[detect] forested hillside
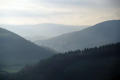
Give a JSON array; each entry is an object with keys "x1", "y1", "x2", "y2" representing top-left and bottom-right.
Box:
[{"x1": 8, "y1": 43, "x2": 120, "y2": 80}]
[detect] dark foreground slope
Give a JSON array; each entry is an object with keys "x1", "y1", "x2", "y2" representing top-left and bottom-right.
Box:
[
  {"x1": 12, "y1": 43, "x2": 120, "y2": 80},
  {"x1": 36, "y1": 20, "x2": 120, "y2": 52},
  {"x1": 0, "y1": 28, "x2": 55, "y2": 72}
]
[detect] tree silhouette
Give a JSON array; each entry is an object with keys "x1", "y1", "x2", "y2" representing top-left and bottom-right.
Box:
[{"x1": 1, "y1": 43, "x2": 120, "y2": 80}]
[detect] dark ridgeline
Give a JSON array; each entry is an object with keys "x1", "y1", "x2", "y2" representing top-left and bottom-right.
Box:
[
  {"x1": 8, "y1": 43, "x2": 119, "y2": 80},
  {"x1": 0, "y1": 28, "x2": 56, "y2": 72},
  {"x1": 36, "y1": 20, "x2": 120, "y2": 52}
]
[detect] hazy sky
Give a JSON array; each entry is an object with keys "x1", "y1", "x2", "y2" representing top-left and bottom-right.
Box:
[{"x1": 0, "y1": 0, "x2": 120, "y2": 25}]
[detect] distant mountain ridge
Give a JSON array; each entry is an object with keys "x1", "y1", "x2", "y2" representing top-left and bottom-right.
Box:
[
  {"x1": 0, "y1": 28, "x2": 55, "y2": 72},
  {"x1": 36, "y1": 20, "x2": 120, "y2": 52},
  {"x1": 1, "y1": 24, "x2": 88, "y2": 42}
]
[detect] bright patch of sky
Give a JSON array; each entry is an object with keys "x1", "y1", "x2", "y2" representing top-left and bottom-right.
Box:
[{"x1": 0, "y1": 0, "x2": 119, "y2": 25}]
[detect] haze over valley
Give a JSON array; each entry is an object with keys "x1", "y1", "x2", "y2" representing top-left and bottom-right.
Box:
[
  {"x1": 0, "y1": 0, "x2": 120, "y2": 80},
  {"x1": 36, "y1": 20, "x2": 120, "y2": 52},
  {"x1": 0, "y1": 24, "x2": 88, "y2": 42}
]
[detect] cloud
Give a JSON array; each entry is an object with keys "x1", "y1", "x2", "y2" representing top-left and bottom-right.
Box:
[
  {"x1": 0, "y1": 0, "x2": 119, "y2": 25},
  {"x1": 31, "y1": 0, "x2": 120, "y2": 9}
]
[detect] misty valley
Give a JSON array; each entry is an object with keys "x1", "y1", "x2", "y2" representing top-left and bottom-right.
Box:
[{"x1": 0, "y1": 20, "x2": 120, "y2": 80}]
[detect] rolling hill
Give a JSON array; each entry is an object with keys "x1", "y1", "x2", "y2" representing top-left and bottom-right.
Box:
[
  {"x1": 36, "y1": 20, "x2": 120, "y2": 52},
  {"x1": 0, "y1": 28, "x2": 55, "y2": 72}
]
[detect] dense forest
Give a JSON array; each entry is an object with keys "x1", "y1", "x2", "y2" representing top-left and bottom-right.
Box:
[{"x1": 0, "y1": 43, "x2": 120, "y2": 80}]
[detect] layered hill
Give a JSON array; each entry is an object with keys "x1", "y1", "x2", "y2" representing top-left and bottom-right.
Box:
[
  {"x1": 36, "y1": 20, "x2": 120, "y2": 52},
  {"x1": 1, "y1": 24, "x2": 88, "y2": 41}
]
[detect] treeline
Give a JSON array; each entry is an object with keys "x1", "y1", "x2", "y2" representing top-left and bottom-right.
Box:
[{"x1": 1, "y1": 43, "x2": 120, "y2": 80}]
